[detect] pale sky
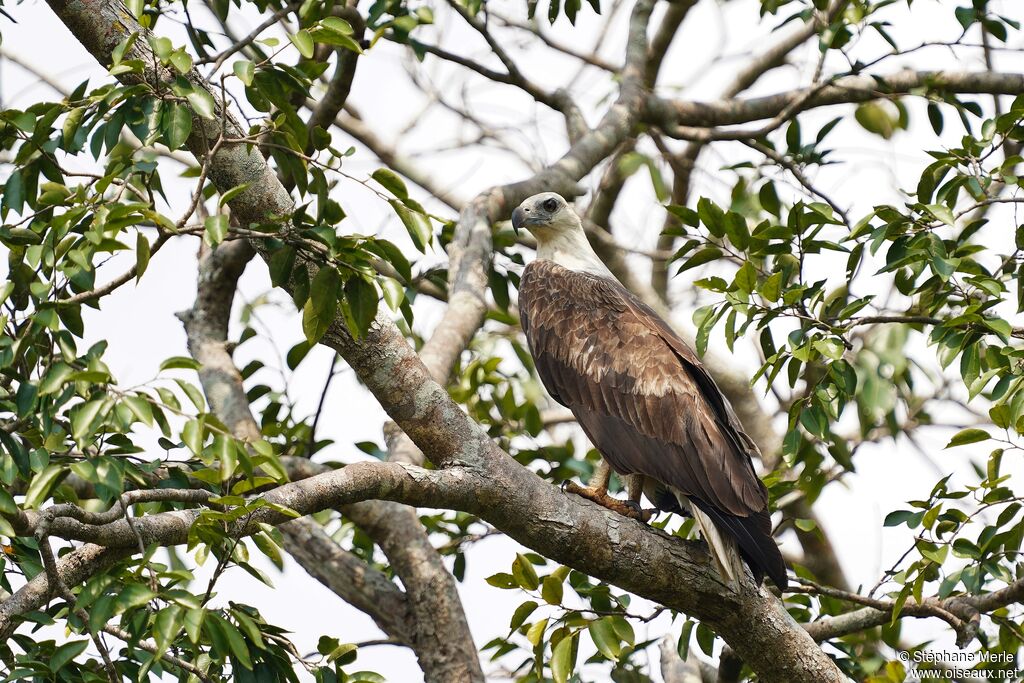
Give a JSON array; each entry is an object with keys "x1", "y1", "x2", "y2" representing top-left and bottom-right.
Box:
[{"x1": 2, "y1": 0, "x2": 1023, "y2": 679}]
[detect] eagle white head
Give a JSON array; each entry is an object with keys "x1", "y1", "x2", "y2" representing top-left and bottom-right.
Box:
[{"x1": 511, "y1": 192, "x2": 613, "y2": 277}]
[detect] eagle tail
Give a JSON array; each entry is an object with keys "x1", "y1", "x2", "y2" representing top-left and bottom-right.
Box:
[
  {"x1": 687, "y1": 500, "x2": 748, "y2": 589},
  {"x1": 694, "y1": 503, "x2": 789, "y2": 591}
]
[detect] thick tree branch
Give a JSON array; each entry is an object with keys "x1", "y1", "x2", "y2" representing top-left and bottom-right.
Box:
[
  {"x1": 305, "y1": 6, "x2": 365, "y2": 145},
  {"x1": 178, "y1": 235, "x2": 481, "y2": 680},
  {"x1": 649, "y1": 70, "x2": 1024, "y2": 138},
  {"x1": 278, "y1": 517, "x2": 412, "y2": 643},
  {"x1": 644, "y1": 0, "x2": 696, "y2": 85}
]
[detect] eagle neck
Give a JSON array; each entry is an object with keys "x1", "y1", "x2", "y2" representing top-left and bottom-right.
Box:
[{"x1": 534, "y1": 225, "x2": 615, "y2": 279}]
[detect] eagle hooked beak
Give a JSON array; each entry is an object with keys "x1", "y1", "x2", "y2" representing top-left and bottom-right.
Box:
[{"x1": 511, "y1": 205, "x2": 529, "y2": 235}]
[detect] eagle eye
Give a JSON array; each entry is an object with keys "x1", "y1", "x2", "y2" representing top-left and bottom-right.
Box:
[{"x1": 542, "y1": 198, "x2": 559, "y2": 213}]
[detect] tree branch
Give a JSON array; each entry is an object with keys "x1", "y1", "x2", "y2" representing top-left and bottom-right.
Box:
[
  {"x1": 278, "y1": 517, "x2": 412, "y2": 644},
  {"x1": 649, "y1": 70, "x2": 1024, "y2": 139}
]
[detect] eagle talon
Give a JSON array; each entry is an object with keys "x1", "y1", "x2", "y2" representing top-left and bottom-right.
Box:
[
  {"x1": 563, "y1": 481, "x2": 651, "y2": 522},
  {"x1": 623, "y1": 500, "x2": 657, "y2": 524}
]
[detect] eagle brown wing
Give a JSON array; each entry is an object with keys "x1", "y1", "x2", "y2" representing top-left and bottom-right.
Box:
[{"x1": 519, "y1": 260, "x2": 786, "y2": 588}]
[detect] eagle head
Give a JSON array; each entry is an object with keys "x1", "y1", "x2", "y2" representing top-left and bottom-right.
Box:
[{"x1": 511, "y1": 192, "x2": 580, "y2": 236}]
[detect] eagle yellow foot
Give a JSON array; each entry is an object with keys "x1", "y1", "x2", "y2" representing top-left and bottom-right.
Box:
[{"x1": 562, "y1": 481, "x2": 656, "y2": 522}]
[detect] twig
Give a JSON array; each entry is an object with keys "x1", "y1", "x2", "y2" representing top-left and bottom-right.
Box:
[{"x1": 205, "y1": 2, "x2": 301, "y2": 73}]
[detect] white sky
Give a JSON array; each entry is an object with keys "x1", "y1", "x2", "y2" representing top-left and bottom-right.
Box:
[{"x1": 2, "y1": 0, "x2": 1024, "y2": 680}]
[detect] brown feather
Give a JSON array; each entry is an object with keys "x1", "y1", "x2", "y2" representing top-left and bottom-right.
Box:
[{"x1": 519, "y1": 260, "x2": 787, "y2": 589}]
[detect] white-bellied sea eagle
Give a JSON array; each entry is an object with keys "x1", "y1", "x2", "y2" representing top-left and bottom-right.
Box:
[{"x1": 512, "y1": 192, "x2": 787, "y2": 590}]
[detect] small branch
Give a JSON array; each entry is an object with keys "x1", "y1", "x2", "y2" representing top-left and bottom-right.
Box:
[
  {"x1": 491, "y1": 12, "x2": 620, "y2": 73},
  {"x1": 55, "y1": 233, "x2": 171, "y2": 306},
  {"x1": 331, "y1": 107, "x2": 465, "y2": 211},
  {"x1": 799, "y1": 577, "x2": 1024, "y2": 647},
  {"x1": 205, "y1": 2, "x2": 300, "y2": 73},
  {"x1": 103, "y1": 623, "x2": 214, "y2": 682},
  {"x1": 743, "y1": 138, "x2": 850, "y2": 227}
]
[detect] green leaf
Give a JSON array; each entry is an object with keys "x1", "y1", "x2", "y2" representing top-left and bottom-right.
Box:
[
  {"x1": 233, "y1": 59, "x2": 255, "y2": 87},
  {"x1": 761, "y1": 271, "x2": 783, "y2": 302},
  {"x1": 219, "y1": 183, "x2": 250, "y2": 207},
  {"x1": 3, "y1": 170, "x2": 25, "y2": 214},
  {"x1": 39, "y1": 363, "x2": 74, "y2": 395},
  {"x1": 116, "y1": 583, "x2": 157, "y2": 611},
  {"x1": 154, "y1": 605, "x2": 184, "y2": 659},
  {"x1": 526, "y1": 617, "x2": 548, "y2": 646},
  {"x1": 677, "y1": 247, "x2": 722, "y2": 274},
  {"x1": 945, "y1": 428, "x2": 989, "y2": 448},
  {"x1": 211, "y1": 614, "x2": 253, "y2": 669},
  {"x1": 389, "y1": 200, "x2": 432, "y2": 252},
  {"x1": 0, "y1": 489, "x2": 18, "y2": 516},
  {"x1": 327, "y1": 643, "x2": 358, "y2": 664},
  {"x1": 162, "y1": 103, "x2": 193, "y2": 150},
  {"x1": 186, "y1": 89, "x2": 216, "y2": 120},
  {"x1": 588, "y1": 618, "x2": 621, "y2": 662},
  {"x1": 695, "y1": 623, "x2": 716, "y2": 656},
  {"x1": 111, "y1": 32, "x2": 139, "y2": 65},
  {"x1": 50, "y1": 640, "x2": 89, "y2": 672},
  {"x1": 794, "y1": 518, "x2": 817, "y2": 532},
  {"x1": 321, "y1": 16, "x2": 354, "y2": 34},
  {"x1": 734, "y1": 261, "x2": 757, "y2": 293},
  {"x1": 610, "y1": 616, "x2": 634, "y2": 646},
  {"x1": 184, "y1": 607, "x2": 206, "y2": 644},
  {"x1": 169, "y1": 50, "x2": 193, "y2": 74},
  {"x1": 724, "y1": 212, "x2": 750, "y2": 250},
  {"x1": 927, "y1": 102, "x2": 944, "y2": 135},
  {"x1": 926, "y1": 203, "x2": 955, "y2": 226},
  {"x1": 152, "y1": 36, "x2": 173, "y2": 60},
  {"x1": 344, "y1": 276, "x2": 379, "y2": 338},
  {"x1": 551, "y1": 632, "x2": 576, "y2": 683},
  {"x1": 855, "y1": 102, "x2": 896, "y2": 139},
  {"x1": 371, "y1": 169, "x2": 409, "y2": 199},
  {"x1": 123, "y1": 394, "x2": 154, "y2": 425},
  {"x1": 289, "y1": 30, "x2": 315, "y2": 59},
  {"x1": 182, "y1": 418, "x2": 205, "y2": 455},
  {"x1": 24, "y1": 465, "x2": 64, "y2": 509},
  {"x1": 136, "y1": 232, "x2": 152, "y2": 280},
  {"x1": 72, "y1": 399, "x2": 107, "y2": 442},
  {"x1": 884, "y1": 509, "x2": 924, "y2": 528},
  {"x1": 696, "y1": 198, "x2": 725, "y2": 237},
  {"x1": 269, "y1": 246, "x2": 297, "y2": 286},
  {"x1": 540, "y1": 575, "x2": 563, "y2": 605},
  {"x1": 920, "y1": 543, "x2": 948, "y2": 565},
  {"x1": 63, "y1": 106, "x2": 86, "y2": 148},
  {"x1": 309, "y1": 23, "x2": 364, "y2": 53},
  {"x1": 485, "y1": 572, "x2": 518, "y2": 589},
  {"x1": 511, "y1": 553, "x2": 539, "y2": 591},
  {"x1": 302, "y1": 267, "x2": 342, "y2": 344},
  {"x1": 204, "y1": 214, "x2": 229, "y2": 245},
  {"x1": 160, "y1": 356, "x2": 202, "y2": 371},
  {"x1": 215, "y1": 436, "x2": 238, "y2": 481},
  {"x1": 510, "y1": 600, "x2": 538, "y2": 631}
]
